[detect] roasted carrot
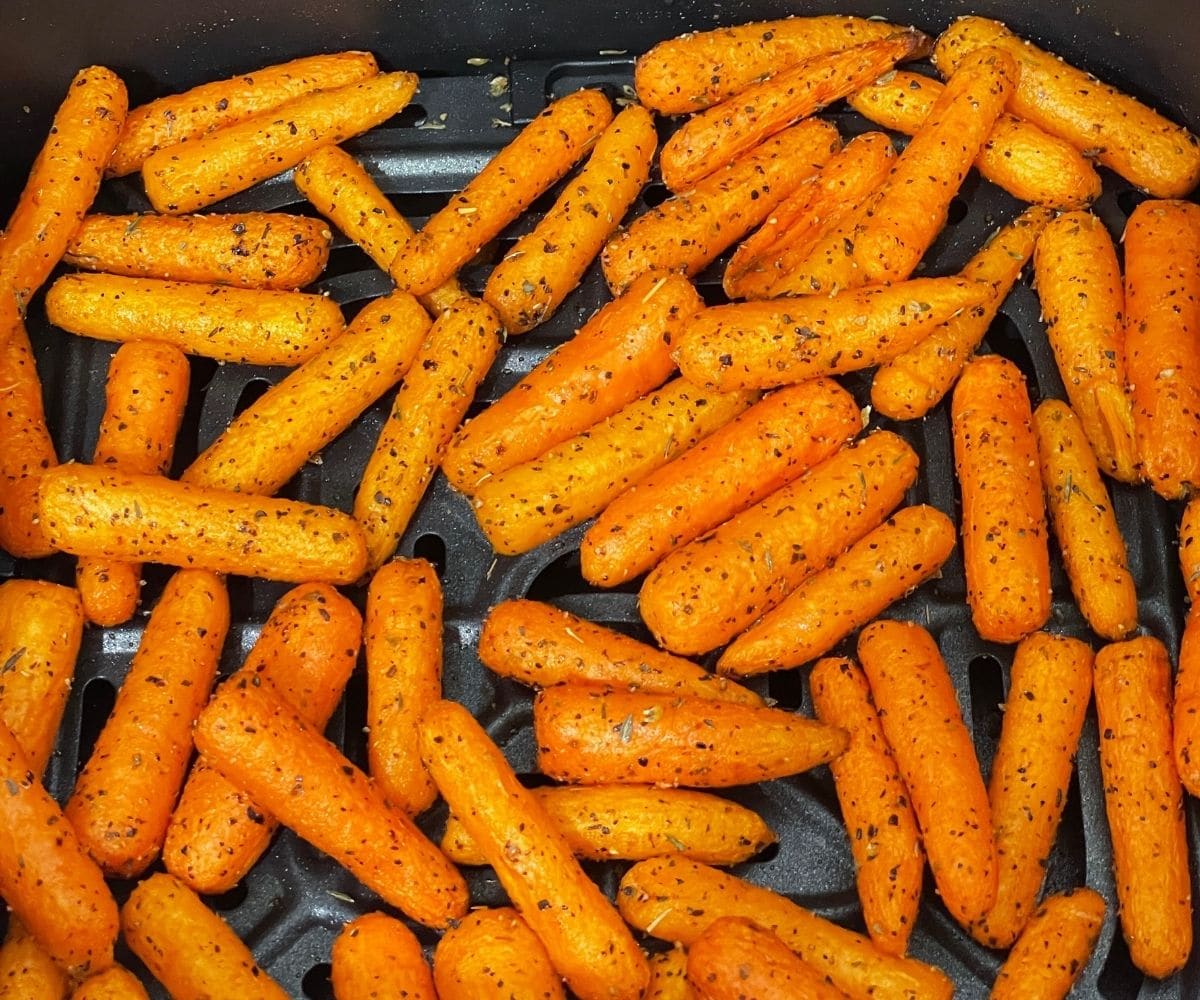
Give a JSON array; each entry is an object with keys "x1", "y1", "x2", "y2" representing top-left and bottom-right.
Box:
[
  {"x1": 355, "y1": 298, "x2": 502, "y2": 568},
  {"x1": 0, "y1": 67, "x2": 126, "y2": 314},
  {"x1": 661, "y1": 32, "x2": 927, "y2": 193},
  {"x1": 871, "y1": 207, "x2": 1052, "y2": 420},
  {"x1": 66, "y1": 570, "x2": 228, "y2": 878},
  {"x1": 39, "y1": 465, "x2": 368, "y2": 584},
  {"x1": 933, "y1": 16, "x2": 1200, "y2": 198},
  {"x1": 647, "y1": 949, "x2": 693, "y2": 1000},
  {"x1": 434, "y1": 908, "x2": 566, "y2": 1000},
  {"x1": 143, "y1": 72, "x2": 419, "y2": 214},
  {"x1": 442, "y1": 784, "x2": 776, "y2": 866},
  {"x1": 640, "y1": 430, "x2": 918, "y2": 656},
  {"x1": 485, "y1": 105, "x2": 657, "y2": 332},
  {"x1": 331, "y1": 913, "x2": 436, "y2": 1000},
  {"x1": 366, "y1": 558, "x2": 441, "y2": 814},
  {"x1": 1177, "y1": 500, "x2": 1200, "y2": 795},
  {"x1": 810, "y1": 657, "x2": 924, "y2": 958},
  {"x1": 970, "y1": 632, "x2": 1092, "y2": 950},
  {"x1": 0, "y1": 921, "x2": 69, "y2": 1000},
  {"x1": 582, "y1": 378, "x2": 860, "y2": 587},
  {"x1": 721, "y1": 505, "x2": 956, "y2": 675},
  {"x1": 847, "y1": 71, "x2": 1102, "y2": 210},
  {"x1": 602, "y1": 120, "x2": 838, "y2": 294},
  {"x1": 477, "y1": 599, "x2": 761, "y2": 704},
  {"x1": 293, "y1": 145, "x2": 465, "y2": 315},
  {"x1": 0, "y1": 719, "x2": 118, "y2": 978},
  {"x1": 634, "y1": 15, "x2": 903, "y2": 115},
  {"x1": 0, "y1": 580, "x2": 83, "y2": 777},
  {"x1": 764, "y1": 189, "x2": 873, "y2": 299},
  {"x1": 990, "y1": 888, "x2": 1106, "y2": 1000},
  {"x1": 1093, "y1": 636, "x2": 1192, "y2": 978},
  {"x1": 1034, "y1": 401, "x2": 1137, "y2": 640},
  {"x1": 858, "y1": 620, "x2": 997, "y2": 928},
  {"x1": 952, "y1": 355, "x2": 1052, "y2": 643},
  {"x1": 471, "y1": 377, "x2": 756, "y2": 556},
  {"x1": 851, "y1": 47, "x2": 1017, "y2": 284},
  {"x1": 45, "y1": 274, "x2": 344, "y2": 366},
  {"x1": 444, "y1": 272, "x2": 699, "y2": 493},
  {"x1": 108, "y1": 52, "x2": 379, "y2": 177},
  {"x1": 183, "y1": 292, "x2": 428, "y2": 495},
  {"x1": 420, "y1": 699, "x2": 649, "y2": 1000},
  {"x1": 77, "y1": 341, "x2": 190, "y2": 627},
  {"x1": 724, "y1": 132, "x2": 895, "y2": 300},
  {"x1": 122, "y1": 872, "x2": 288, "y2": 1000},
  {"x1": 390, "y1": 90, "x2": 613, "y2": 296},
  {"x1": 676, "y1": 278, "x2": 988, "y2": 392},
  {"x1": 535, "y1": 685, "x2": 846, "y2": 788},
  {"x1": 163, "y1": 583, "x2": 361, "y2": 894},
  {"x1": 71, "y1": 966, "x2": 150, "y2": 1000},
  {"x1": 65, "y1": 213, "x2": 332, "y2": 290},
  {"x1": 1124, "y1": 199, "x2": 1200, "y2": 499},
  {"x1": 618, "y1": 858, "x2": 954, "y2": 1000}
]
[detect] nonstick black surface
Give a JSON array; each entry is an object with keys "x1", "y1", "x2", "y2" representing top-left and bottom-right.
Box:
[{"x1": 1, "y1": 3, "x2": 1198, "y2": 998}]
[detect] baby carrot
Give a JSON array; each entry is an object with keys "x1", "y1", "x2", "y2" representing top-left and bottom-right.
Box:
[
  {"x1": 1033, "y1": 401, "x2": 1137, "y2": 640},
  {"x1": 990, "y1": 888, "x2": 1106, "y2": 1000},
  {"x1": 39, "y1": 465, "x2": 368, "y2": 584},
  {"x1": 442, "y1": 272, "x2": 701, "y2": 494},
  {"x1": 477, "y1": 599, "x2": 761, "y2": 704},
  {"x1": 639, "y1": 430, "x2": 918, "y2": 656},
  {"x1": 331, "y1": 913, "x2": 436, "y2": 1000},
  {"x1": 970, "y1": 632, "x2": 1093, "y2": 950},
  {"x1": 763, "y1": 191, "x2": 873, "y2": 299},
  {"x1": 1093, "y1": 637, "x2": 1192, "y2": 978},
  {"x1": 720, "y1": 505, "x2": 955, "y2": 675},
  {"x1": 0, "y1": 921, "x2": 69, "y2": 1000},
  {"x1": 390, "y1": 89, "x2": 613, "y2": 296},
  {"x1": 810, "y1": 657, "x2": 924, "y2": 958},
  {"x1": 421, "y1": 699, "x2": 649, "y2": 1000},
  {"x1": 433, "y1": 908, "x2": 566, "y2": 1000},
  {"x1": 143, "y1": 72, "x2": 419, "y2": 214},
  {"x1": 582, "y1": 378, "x2": 860, "y2": 587},
  {"x1": 77, "y1": 341, "x2": 190, "y2": 627},
  {"x1": 952, "y1": 355, "x2": 1051, "y2": 643},
  {"x1": 858, "y1": 620, "x2": 997, "y2": 928},
  {"x1": 1177, "y1": 500, "x2": 1200, "y2": 795},
  {"x1": 485, "y1": 105, "x2": 657, "y2": 333},
  {"x1": 71, "y1": 966, "x2": 150, "y2": 1000},
  {"x1": 647, "y1": 949, "x2": 693, "y2": 1000}
]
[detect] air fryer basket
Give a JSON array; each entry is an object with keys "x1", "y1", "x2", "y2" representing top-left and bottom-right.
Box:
[{"x1": 0, "y1": 2, "x2": 1197, "y2": 997}]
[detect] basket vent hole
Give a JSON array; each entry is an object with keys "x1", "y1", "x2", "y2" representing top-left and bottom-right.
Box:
[
  {"x1": 947, "y1": 197, "x2": 969, "y2": 225},
  {"x1": 984, "y1": 312, "x2": 1039, "y2": 388},
  {"x1": 302, "y1": 962, "x2": 334, "y2": 1000},
  {"x1": 1097, "y1": 924, "x2": 1139, "y2": 999},
  {"x1": 1042, "y1": 768, "x2": 1087, "y2": 895},
  {"x1": 412, "y1": 533, "x2": 447, "y2": 578},
  {"x1": 767, "y1": 668, "x2": 806, "y2": 713},
  {"x1": 641, "y1": 184, "x2": 671, "y2": 208},
  {"x1": 338, "y1": 668, "x2": 370, "y2": 770},
  {"x1": 388, "y1": 104, "x2": 427, "y2": 129},
  {"x1": 1116, "y1": 188, "x2": 1147, "y2": 218},
  {"x1": 968, "y1": 654, "x2": 1004, "y2": 779},
  {"x1": 210, "y1": 881, "x2": 249, "y2": 912},
  {"x1": 75, "y1": 677, "x2": 117, "y2": 777},
  {"x1": 526, "y1": 549, "x2": 588, "y2": 600},
  {"x1": 232, "y1": 378, "x2": 273, "y2": 419}
]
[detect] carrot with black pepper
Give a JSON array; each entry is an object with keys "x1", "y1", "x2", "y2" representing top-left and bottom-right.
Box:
[
  {"x1": 331, "y1": 913, "x2": 437, "y2": 1000},
  {"x1": 989, "y1": 888, "x2": 1106, "y2": 1000},
  {"x1": 71, "y1": 966, "x2": 150, "y2": 1000},
  {"x1": 647, "y1": 949, "x2": 693, "y2": 1000},
  {"x1": 0, "y1": 920, "x2": 69, "y2": 1000},
  {"x1": 1176, "y1": 498, "x2": 1200, "y2": 795},
  {"x1": 433, "y1": 908, "x2": 566, "y2": 1000}
]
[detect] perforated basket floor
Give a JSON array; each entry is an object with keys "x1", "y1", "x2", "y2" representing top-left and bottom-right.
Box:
[{"x1": 2, "y1": 52, "x2": 1197, "y2": 1000}]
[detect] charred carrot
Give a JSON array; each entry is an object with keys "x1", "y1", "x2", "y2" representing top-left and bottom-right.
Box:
[
  {"x1": 810, "y1": 657, "x2": 924, "y2": 958},
  {"x1": 143, "y1": 72, "x2": 419, "y2": 214},
  {"x1": 45, "y1": 274, "x2": 344, "y2": 366},
  {"x1": 647, "y1": 949, "x2": 693, "y2": 1000},
  {"x1": 859, "y1": 620, "x2": 997, "y2": 928},
  {"x1": 990, "y1": 888, "x2": 1106, "y2": 1000},
  {"x1": 39, "y1": 465, "x2": 368, "y2": 584},
  {"x1": 952, "y1": 355, "x2": 1051, "y2": 643},
  {"x1": 331, "y1": 913, "x2": 436, "y2": 1000},
  {"x1": 478, "y1": 599, "x2": 760, "y2": 704},
  {"x1": 602, "y1": 120, "x2": 838, "y2": 294},
  {"x1": 1093, "y1": 636, "x2": 1192, "y2": 978},
  {"x1": 0, "y1": 921, "x2": 69, "y2": 1000},
  {"x1": 420, "y1": 699, "x2": 649, "y2": 1000},
  {"x1": 721, "y1": 505, "x2": 955, "y2": 675},
  {"x1": 434, "y1": 908, "x2": 565, "y2": 1000},
  {"x1": 933, "y1": 16, "x2": 1200, "y2": 198},
  {"x1": 639, "y1": 430, "x2": 919, "y2": 656},
  {"x1": 71, "y1": 966, "x2": 150, "y2": 1000},
  {"x1": 390, "y1": 90, "x2": 613, "y2": 296},
  {"x1": 77, "y1": 341, "x2": 190, "y2": 626},
  {"x1": 676, "y1": 278, "x2": 988, "y2": 392},
  {"x1": 848, "y1": 71, "x2": 1102, "y2": 209},
  {"x1": 1033, "y1": 401, "x2": 1137, "y2": 640},
  {"x1": 582, "y1": 378, "x2": 860, "y2": 587},
  {"x1": 618, "y1": 858, "x2": 954, "y2": 1000},
  {"x1": 485, "y1": 105, "x2": 657, "y2": 332}
]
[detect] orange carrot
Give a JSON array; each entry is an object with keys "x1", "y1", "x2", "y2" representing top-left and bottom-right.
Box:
[
  {"x1": 77, "y1": 341, "x2": 190, "y2": 627},
  {"x1": 952, "y1": 355, "x2": 1051, "y2": 643},
  {"x1": 70, "y1": 966, "x2": 150, "y2": 1000},
  {"x1": 647, "y1": 949, "x2": 693, "y2": 1000},
  {"x1": 639, "y1": 430, "x2": 918, "y2": 656},
  {"x1": 390, "y1": 90, "x2": 613, "y2": 296},
  {"x1": 1093, "y1": 637, "x2": 1192, "y2": 978},
  {"x1": 420, "y1": 699, "x2": 649, "y2": 1000},
  {"x1": 1176, "y1": 499, "x2": 1200, "y2": 795},
  {"x1": 331, "y1": 913, "x2": 436, "y2": 1000},
  {"x1": 0, "y1": 920, "x2": 69, "y2": 1000},
  {"x1": 858, "y1": 620, "x2": 997, "y2": 928},
  {"x1": 477, "y1": 599, "x2": 761, "y2": 705},
  {"x1": 485, "y1": 105, "x2": 657, "y2": 332},
  {"x1": 763, "y1": 189, "x2": 873, "y2": 299},
  {"x1": 990, "y1": 888, "x2": 1106, "y2": 1000},
  {"x1": 810, "y1": 657, "x2": 924, "y2": 958},
  {"x1": 433, "y1": 908, "x2": 566, "y2": 1000},
  {"x1": 582, "y1": 378, "x2": 860, "y2": 587}
]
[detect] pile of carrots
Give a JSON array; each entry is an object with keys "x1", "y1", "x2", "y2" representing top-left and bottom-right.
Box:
[{"x1": 0, "y1": 9, "x2": 1198, "y2": 999}]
